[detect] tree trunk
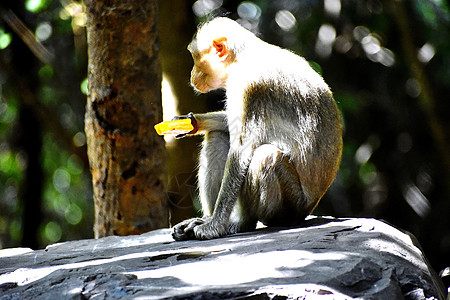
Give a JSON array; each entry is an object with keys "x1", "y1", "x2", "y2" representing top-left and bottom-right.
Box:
[{"x1": 85, "y1": 0, "x2": 167, "y2": 238}]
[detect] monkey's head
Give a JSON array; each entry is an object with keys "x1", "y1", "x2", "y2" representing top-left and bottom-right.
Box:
[{"x1": 187, "y1": 18, "x2": 255, "y2": 93}]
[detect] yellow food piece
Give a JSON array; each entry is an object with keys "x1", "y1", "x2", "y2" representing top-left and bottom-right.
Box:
[{"x1": 154, "y1": 119, "x2": 194, "y2": 135}]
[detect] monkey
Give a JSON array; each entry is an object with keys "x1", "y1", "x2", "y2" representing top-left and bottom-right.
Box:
[{"x1": 171, "y1": 17, "x2": 342, "y2": 241}]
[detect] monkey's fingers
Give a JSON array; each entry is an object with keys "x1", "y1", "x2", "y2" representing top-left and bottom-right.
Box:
[
  {"x1": 175, "y1": 133, "x2": 187, "y2": 139},
  {"x1": 172, "y1": 217, "x2": 204, "y2": 241},
  {"x1": 184, "y1": 217, "x2": 205, "y2": 232},
  {"x1": 172, "y1": 224, "x2": 192, "y2": 241},
  {"x1": 171, "y1": 112, "x2": 198, "y2": 135},
  {"x1": 193, "y1": 221, "x2": 228, "y2": 240},
  {"x1": 171, "y1": 112, "x2": 194, "y2": 121}
]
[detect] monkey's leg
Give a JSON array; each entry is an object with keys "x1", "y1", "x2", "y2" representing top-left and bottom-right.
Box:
[{"x1": 240, "y1": 144, "x2": 309, "y2": 229}]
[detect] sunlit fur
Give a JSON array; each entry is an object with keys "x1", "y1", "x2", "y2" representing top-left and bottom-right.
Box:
[{"x1": 173, "y1": 18, "x2": 342, "y2": 241}]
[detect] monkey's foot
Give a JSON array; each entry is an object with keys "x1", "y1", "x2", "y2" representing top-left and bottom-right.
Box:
[
  {"x1": 172, "y1": 216, "x2": 227, "y2": 241},
  {"x1": 172, "y1": 217, "x2": 209, "y2": 241},
  {"x1": 192, "y1": 221, "x2": 227, "y2": 240}
]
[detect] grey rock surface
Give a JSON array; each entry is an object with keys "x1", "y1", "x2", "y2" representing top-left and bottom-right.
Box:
[{"x1": 0, "y1": 217, "x2": 446, "y2": 299}]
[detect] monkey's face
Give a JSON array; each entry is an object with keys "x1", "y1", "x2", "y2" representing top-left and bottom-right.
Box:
[
  {"x1": 188, "y1": 38, "x2": 231, "y2": 93},
  {"x1": 189, "y1": 48, "x2": 228, "y2": 93}
]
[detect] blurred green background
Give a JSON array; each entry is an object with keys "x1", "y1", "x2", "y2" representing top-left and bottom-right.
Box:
[{"x1": 0, "y1": 0, "x2": 449, "y2": 277}]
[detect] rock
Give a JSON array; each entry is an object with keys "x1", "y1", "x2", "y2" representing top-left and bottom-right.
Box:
[{"x1": 0, "y1": 217, "x2": 446, "y2": 299}]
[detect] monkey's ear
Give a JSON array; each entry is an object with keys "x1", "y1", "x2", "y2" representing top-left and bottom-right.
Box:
[{"x1": 212, "y1": 37, "x2": 228, "y2": 59}]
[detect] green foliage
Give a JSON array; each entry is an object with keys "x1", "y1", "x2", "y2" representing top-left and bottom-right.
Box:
[
  {"x1": 0, "y1": 28, "x2": 12, "y2": 50},
  {"x1": 25, "y1": 0, "x2": 51, "y2": 13},
  {"x1": 0, "y1": 0, "x2": 92, "y2": 249},
  {"x1": 308, "y1": 61, "x2": 322, "y2": 75},
  {"x1": 41, "y1": 133, "x2": 93, "y2": 244},
  {"x1": 38, "y1": 65, "x2": 54, "y2": 81},
  {"x1": 0, "y1": 97, "x2": 22, "y2": 246},
  {"x1": 80, "y1": 78, "x2": 88, "y2": 95}
]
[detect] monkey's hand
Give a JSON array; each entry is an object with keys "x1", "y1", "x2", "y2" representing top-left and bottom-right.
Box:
[{"x1": 171, "y1": 112, "x2": 198, "y2": 138}]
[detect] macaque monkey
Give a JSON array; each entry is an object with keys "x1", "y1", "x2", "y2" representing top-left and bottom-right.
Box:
[{"x1": 172, "y1": 17, "x2": 342, "y2": 240}]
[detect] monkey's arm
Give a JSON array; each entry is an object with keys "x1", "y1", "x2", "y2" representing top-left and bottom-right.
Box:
[
  {"x1": 192, "y1": 111, "x2": 229, "y2": 134},
  {"x1": 170, "y1": 111, "x2": 228, "y2": 136}
]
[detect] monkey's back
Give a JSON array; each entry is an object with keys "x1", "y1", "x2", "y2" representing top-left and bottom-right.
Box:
[{"x1": 227, "y1": 44, "x2": 343, "y2": 207}]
